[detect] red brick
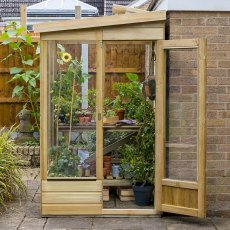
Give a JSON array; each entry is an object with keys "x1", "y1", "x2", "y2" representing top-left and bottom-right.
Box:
[
  {"x1": 218, "y1": 94, "x2": 230, "y2": 102},
  {"x1": 217, "y1": 144, "x2": 230, "y2": 152},
  {"x1": 207, "y1": 152, "x2": 226, "y2": 160},
  {"x1": 207, "y1": 69, "x2": 228, "y2": 78},
  {"x1": 219, "y1": 26, "x2": 230, "y2": 35},
  {"x1": 206, "y1": 169, "x2": 225, "y2": 177},
  {"x1": 170, "y1": 18, "x2": 182, "y2": 26},
  {"x1": 207, "y1": 111, "x2": 218, "y2": 119},
  {"x1": 207, "y1": 119, "x2": 225, "y2": 127},
  {"x1": 207, "y1": 128, "x2": 217, "y2": 135},
  {"x1": 207, "y1": 44, "x2": 219, "y2": 51},
  {"x1": 216, "y1": 128, "x2": 230, "y2": 135},
  {"x1": 218, "y1": 61, "x2": 230, "y2": 68},
  {"x1": 218, "y1": 43, "x2": 230, "y2": 51},
  {"x1": 207, "y1": 103, "x2": 225, "y2": 110},
  {"x1": 206, "y1": 18, "x2": 229, "y2": 26},
  {"x1": 207, "y1": 136, "x2": 226, "y2": 144},
  {"x1": 218, "y1": 78, "x2": 230, "y2": 85},
  {"x1": 208, "y1": 86, "x2": 226, "y2": 94},
  {"x1": 181, "y1": 18, "x2": 206, "y2": 26},
  {"x1": 207, "y1": 77, "x2": 217, "y2": 85},
  {"x1": 193, "y1": 27, "x2": 218, "y2": 35},
  {"x1": 227, "y1": 153, "x2": 230, "y2": 160},
  {"x1": 207, "y1": 93, "x2": 218, "y2": 102},
  {"x1": 207, "y1": 36, "x2": 229, "y2": 43},
  {"x1": 207, "y1": 185, "x2": 230, "y2": 193},
  {"x1": 219, "y1": 111, "x2": 230, "y2": 118},
  {"x1": 207, "y1": 61, "x2": 218, "y2": 68},
  {"x1": 207, "y1": 194, "x2": 217, "y2": 201},
  {"x1": 207, "y1": 51, "x2": 229, "y2": 60},
  {"x1": 207, "y1": 144, "x2": 217, "y2": 152},
  {"x1": 217, "y1": 194, "x2": 230, "y2": 201}
]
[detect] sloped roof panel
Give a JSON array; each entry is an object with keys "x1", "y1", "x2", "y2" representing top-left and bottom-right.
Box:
[{"x1": 33, "y1": 11, "x2": 166, "y2": 33}]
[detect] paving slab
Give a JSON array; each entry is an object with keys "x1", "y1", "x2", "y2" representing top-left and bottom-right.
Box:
[
  {"x1": 211, "y1": 217, "x2": 230, "y2": 230},
  {"x1": 92, "y1": 217, "x2": 166, "y2": 230},
  {"x1": 166, "y1": 223, "x2": 215, "y2": 230},
  {"x1": 44, "y1": 217, "x2": 93, "y2": 230},
  {"x1": 0, "y1": 212, "x2": 25, "y2": 230},
  {"x1": 19, "y1": 217, "x2": 47, "y2": 230},
  {"x1": 32, "y1": 193, "x2": 41, "y2": 203},
  {"x1": 25, "y1": 202, "x2": 41, "y2": 218}
]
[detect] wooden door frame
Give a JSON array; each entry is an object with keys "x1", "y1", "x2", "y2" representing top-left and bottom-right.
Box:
[{"x1": 155, "y1": 38, "x2": 207, "y2": 218}]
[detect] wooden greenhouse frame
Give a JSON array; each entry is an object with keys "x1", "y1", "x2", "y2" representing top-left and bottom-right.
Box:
[{"x1": 34, "y1": 10, "x2": 207, "y2": 217}]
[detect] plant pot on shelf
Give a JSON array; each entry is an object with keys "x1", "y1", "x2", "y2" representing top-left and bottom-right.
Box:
[
  {"x1": 76, "y1": 111, "x2": 92, "y2": 125},
  {"x1": 132, "y1": 184, "x2": 154, "y2": 206},
  {"x1": 116, "y1": 109, "x2": 125, "y2": 120},
  {"x1": 78, "y1": 116, "x2": 91, "y2": 125}
]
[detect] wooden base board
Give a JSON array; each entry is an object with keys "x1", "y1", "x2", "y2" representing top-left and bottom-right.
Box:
[{"x1": 102, "y1": 208, "x2": 160, "y2": 216}]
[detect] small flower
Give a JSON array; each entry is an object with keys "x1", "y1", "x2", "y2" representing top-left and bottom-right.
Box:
[{"x1": 61, "y1": 52, "x2": 72, "y2": 63}]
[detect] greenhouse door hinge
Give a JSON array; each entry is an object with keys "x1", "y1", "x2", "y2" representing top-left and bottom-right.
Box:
[
  {"x1": 99, "y1": 41, "x2": 103, "y2": 48},
  {"x1": 98, "y1": 113, "x2": 102, "y2": 121}
]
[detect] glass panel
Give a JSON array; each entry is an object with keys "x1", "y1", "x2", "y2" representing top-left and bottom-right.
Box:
[
  {"x1": 103, "y1": 42, "x2": 155, "y2": 209},
  {"x1": 47, "y1": 42, "x2": 97, "y2": 178},
  {"x1": 165, "y1": 49, "x2": 198, "y2": 181}
]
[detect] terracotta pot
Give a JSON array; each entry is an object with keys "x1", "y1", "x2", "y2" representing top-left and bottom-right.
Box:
[
  {"x1": 78, "y1": 116, "x2": 91, "y2": 125},
  {"x1": 104, "y1": 156, "x2": 112, "y2": 162},
  {"x1": 104, "y1": 162, "x2": 111, "y2": 169},
  {"x1": 116, "y1": 109, "x2": 125, "y2": 120},
  {"x1": 106, "y1": 168, "x2": 111, "y2": 176},
  {"x1": 103, "y1": 168, "x2": 107, "y2": 177}
]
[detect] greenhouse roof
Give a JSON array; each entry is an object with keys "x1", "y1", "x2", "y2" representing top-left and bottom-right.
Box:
[{"x1": 33, "y1": 10, "x2": 166, "y2": 33}]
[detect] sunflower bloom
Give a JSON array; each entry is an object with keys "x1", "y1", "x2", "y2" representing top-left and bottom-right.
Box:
[{"x1": 61, "y1": 52, "x2": 72, "y2": 63}]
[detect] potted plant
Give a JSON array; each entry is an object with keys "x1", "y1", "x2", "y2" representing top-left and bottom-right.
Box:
[
  {"x1": 103, "y1": 97, "x2": 119, "y2": 124},
  {"x1": 112, "y1": 73, "x2": 144, "y2": 121},
  {"x1": 120, "y1": 76, "x2": 155, "y2": 206},
  {"x1": 76, "y1": 110, "x2": 92, "y2": 125},
  {"x1": 113, "y1": 95, "x2": 125, "y2": 120}
]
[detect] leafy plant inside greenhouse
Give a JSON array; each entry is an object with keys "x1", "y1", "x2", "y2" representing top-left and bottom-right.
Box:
[{"x1": 48, "y1": 144, "x2": 80, "y2": 177}]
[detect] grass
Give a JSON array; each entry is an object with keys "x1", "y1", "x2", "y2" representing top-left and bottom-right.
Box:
[{"x1": 0, "y1": 127, "x2": 26, "y2": 208}]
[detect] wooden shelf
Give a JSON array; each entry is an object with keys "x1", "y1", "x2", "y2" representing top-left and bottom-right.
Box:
[
  {"x1": 58, "y1": 124, "x2": 140, "y2": 132},
  {"x1": 47, "y1": 177, "x2": 96, "y2": 180},
  {"x1": 103, "y1": 125, "x2": 140, "y2": 132},
  {"x1": 103, "y1": 179, "x2": 131, "y2": 187}
]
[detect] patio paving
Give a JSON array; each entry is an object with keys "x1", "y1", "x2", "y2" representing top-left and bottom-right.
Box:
[{"x1": 0, "y1": 168, "x2": 229, "y2": 230}]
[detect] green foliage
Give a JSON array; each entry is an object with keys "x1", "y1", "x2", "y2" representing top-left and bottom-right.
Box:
[
  {"x1": 48, "y1": 144, "x2": 80, "y2": 177},
  {"x1": 0, "y1": 127, "x2": 26, "y2": 207},
  {"x1": 118, "y1": 74, "x2": 155, "y2": 186},
  {"x1": 20, "y1": 139, "x2": 40, "y2": 147},
  {"x1": 0, "y1": 22, "x2": 40, "y2": 131},
  {"x1": 51, "y1": 44, "x2": 89, "y2": 124},
  {"x1": 112, "y1": 73, "x2": 146, "y2": 122}
]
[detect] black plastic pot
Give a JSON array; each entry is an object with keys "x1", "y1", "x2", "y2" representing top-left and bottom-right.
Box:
[{"x1": 133, "y1": 184, "x2": 154, "y2": 206}]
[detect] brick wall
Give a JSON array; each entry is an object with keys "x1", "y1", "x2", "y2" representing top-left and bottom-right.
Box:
[{"x1": 167, "y1": 11, "x2": 230, "y2": 217}]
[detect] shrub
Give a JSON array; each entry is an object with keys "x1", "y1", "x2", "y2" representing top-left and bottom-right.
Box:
[{"x1": 0, "y1": 127, "x2": 26, "y2": 207}]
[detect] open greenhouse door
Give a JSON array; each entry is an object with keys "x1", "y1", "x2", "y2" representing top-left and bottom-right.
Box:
[{"x1": 155, "y1": 39, "x2": 207, "y2": 218}]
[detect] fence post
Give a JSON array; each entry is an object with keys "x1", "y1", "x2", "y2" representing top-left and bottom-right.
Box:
[{"x1": 20, "y1": 4, "x2": 27, "y2": 34}]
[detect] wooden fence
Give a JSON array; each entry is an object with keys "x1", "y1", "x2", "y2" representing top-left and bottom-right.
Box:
[{"x1": 0, "y1": 38, "x2": 146, "y2": 127}]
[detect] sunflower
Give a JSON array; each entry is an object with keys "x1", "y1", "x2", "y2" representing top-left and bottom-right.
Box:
[{"x1": 61, "y1": 52, "x2": 72, "y2": 63}]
